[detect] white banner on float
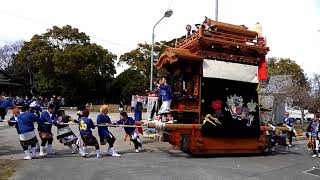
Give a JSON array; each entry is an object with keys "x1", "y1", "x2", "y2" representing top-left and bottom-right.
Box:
[{"x1": 203, "y1": 59, "x2": 258, "y2": 83}]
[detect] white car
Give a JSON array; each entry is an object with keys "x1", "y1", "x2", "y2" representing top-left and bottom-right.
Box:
[{"x1": 285, "y1": 106, "x2": 314, "y2": 121}]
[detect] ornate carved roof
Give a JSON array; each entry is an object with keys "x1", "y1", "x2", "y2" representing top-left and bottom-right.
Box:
[
  {"x1": 156, "y1": 48, "x2": 202, "y2": 69},
  {"x1": 157, "y1": 17, "x2": 269, "y2": 69}
]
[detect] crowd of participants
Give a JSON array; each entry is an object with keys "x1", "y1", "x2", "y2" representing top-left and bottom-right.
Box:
[
  {"x1": 11, "y1": 95, "x2": 64, "y2": 108},
  {"x1": 0, "y1": 95, "x2": 144, "y2": 160},
  {"x1": 264, "y1": 112, "x2": 320, "y2": 157},
  {"x1": 0, "y1": 95, "x2": 64, "y2": 121}
]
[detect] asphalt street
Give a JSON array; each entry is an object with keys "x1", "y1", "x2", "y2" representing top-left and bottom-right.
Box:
[{"x1": 1, "y1": 111, "x2": 320, "y2": 180}]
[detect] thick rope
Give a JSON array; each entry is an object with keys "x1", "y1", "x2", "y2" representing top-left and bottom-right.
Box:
[{"x1": 1, "y1": 120, "x2": 146, "y2": 128}]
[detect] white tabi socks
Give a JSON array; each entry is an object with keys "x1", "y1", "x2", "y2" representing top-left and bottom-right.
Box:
[
  {"x1": 96, "y1": 149, "x2": 101, "y2": 158},
  {"x1": 24, "y1": 150, "x2": 32, "y2": 160},
  {"x1": 31, "y1": 147, "x2": 37, "y2": 158},
  {"x1": 108, "y1": 147, "x2": 121, "y2": 157},
  {"x1": 83, "y1": 146, "x2": 89, "y2": 155},
  {"x1": 47, "y1": 144, "x2": 55, "y2": 154},
  {"x1": 39, "y1": 146, "x2": 46, "y2": 156},
  {"x1": 68, "y1": 144, "x2": 77, "y2": 154},
  {"x1": 79, "y1": 147, "x2": 86, "y2": 157},
  {"x1": 36, "y1": 142, "x2": 40, "y2": 150}
]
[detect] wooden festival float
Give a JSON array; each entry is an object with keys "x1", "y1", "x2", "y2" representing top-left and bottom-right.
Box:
[{"x1": 147, "y1": 17, "x2": 290, "y2": 155}]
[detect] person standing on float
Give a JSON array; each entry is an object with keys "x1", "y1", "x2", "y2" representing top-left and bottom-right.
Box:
[{"x1": 158, "y1": 76, "x2": 173, "y2": 123}]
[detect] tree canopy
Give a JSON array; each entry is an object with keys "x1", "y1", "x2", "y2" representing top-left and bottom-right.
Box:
[
  {"x1": 267, "y1": 57, "x2": 308, "y2": 87},
  {"x1": 110, "y1": 69, "x2": 148, "y2": 103},
  {"x1": 2, "y1": 29, "x2": 178, "y2": 104},
  {"x1": 113, "y1": 39, "x2": 175, "y2": 101},
  {"x1": 6, "y1": 25, "x2": 116, "y2": 104},
  {"x1": 119, "y1": 39, "x2": 175, "y2": 77}
]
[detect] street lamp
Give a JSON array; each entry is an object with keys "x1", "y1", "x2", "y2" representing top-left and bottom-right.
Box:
[
  {"x1": 150, "y1": 9, "x2": 173, "y2": 91},
  {"x1": 215, "y1": 0, "x2": 219, "y2": 21}
]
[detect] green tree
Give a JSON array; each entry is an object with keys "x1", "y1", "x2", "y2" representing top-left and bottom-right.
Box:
[
  {"x1": 117, "y1": 39, "x2": 175, "y2": 98},
  {"x1": 110, "y1": 69, "x2": 148, "y2": 103},
  {"x1": 119, "y1": 39, "x2": 176, "y2": 78},
  {"x1": 267, "y1": 57, "x2": 308, "y2": 87},
  {"x1": 10, "y1": 25, "x2": 116, "y2": 104}
]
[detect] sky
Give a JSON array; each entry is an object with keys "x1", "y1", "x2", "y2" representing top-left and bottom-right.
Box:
[{"x1": 0, "y1": 0, "x2": 319, "y2": 77}]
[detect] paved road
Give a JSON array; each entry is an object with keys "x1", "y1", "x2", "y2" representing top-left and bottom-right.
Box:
[{"x1": 1, "y1": 111, "x2": 320, "y2": 180}]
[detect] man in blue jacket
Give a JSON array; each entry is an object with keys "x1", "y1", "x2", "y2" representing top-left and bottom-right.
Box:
[
  {"x1": 14, "y1": 104, "x2": 41, "y2": 160},
  {"x1": 0, "y1": 97, "x2": 14, "y2": 121},
  {"x1": 283, "y1": 112, "x2": 295, "y2": 147},
  {"x1": 39, "y1": 104, "x2": 57, "y2": 156},
  {"x1": 158, "y1": 77, "x2": 173, "y2": 123}
]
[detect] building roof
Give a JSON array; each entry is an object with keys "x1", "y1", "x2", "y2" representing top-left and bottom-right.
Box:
[{"x1": 0, "y1": 69, "x2": 23, "y2": 87}]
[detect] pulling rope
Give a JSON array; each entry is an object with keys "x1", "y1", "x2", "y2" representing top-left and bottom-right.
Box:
[{"x1": 1, "y1": 120, "x2": 146, "y2": 128}]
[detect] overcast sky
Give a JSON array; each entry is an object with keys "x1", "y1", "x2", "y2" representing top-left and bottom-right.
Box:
[{"x1": 1, "y1": 0, "x2": 319, "y2": 77}]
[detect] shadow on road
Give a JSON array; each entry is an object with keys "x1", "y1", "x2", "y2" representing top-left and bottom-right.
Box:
[{"x1": 155, "y1": 146, "x2": 303, "y2": 159}]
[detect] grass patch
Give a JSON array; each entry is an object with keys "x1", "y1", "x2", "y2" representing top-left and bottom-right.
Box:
[{"x1": 0, "y1": 159, "x2": 20, "y2": 180}]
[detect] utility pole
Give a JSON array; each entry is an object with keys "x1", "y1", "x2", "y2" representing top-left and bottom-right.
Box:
[
  {"x1": 215, "y1": 0, "x2": 219, "y2": 21},
  {"x1": 26, "y1": 50, "x2": 34, "y2": 95}
]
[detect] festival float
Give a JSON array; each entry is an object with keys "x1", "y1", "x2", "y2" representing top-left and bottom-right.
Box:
[{"x1": 147, "y1": 17, "x2": 290, "y2": 155}]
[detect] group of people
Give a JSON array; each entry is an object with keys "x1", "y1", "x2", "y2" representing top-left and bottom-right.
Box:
[
  {"x1": 7, "y1": 103, "x2": 144, "y2": 160},
  {"x1": 12, "y1": 95, "x2": 65, "y2": 107},
  {"x1": 264, "y1": 112, "x2": 320, "y2": 158},
  {"x1": 265, "y1": 112, "x2": 296, "y2": 152},
  {"x1": 0, "y1": 95, "x2": 64, "y2": 122}
]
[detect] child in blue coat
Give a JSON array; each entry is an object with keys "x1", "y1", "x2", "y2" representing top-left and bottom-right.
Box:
[
  {"x1": 9, "y1": 105, "x2": 41, "y2": 160},
  {"x1": 116, "y1": 111, "x2": 143, "y2": 153},
  {"x1": 78, "y1": 109, "x2": 101, "y2": 158},
  {"x1": 56, "y1": 110, "x2": 78, "y2": 154},
  {"x1": 97, "y1": 105, "x2": 121, "y2": 157},
  {"x1": 134, "y1": 102, "x2": 143, "y2": 134},
  {"x1": 38, "y1": 104, "x2": 57, "y2": 156}
]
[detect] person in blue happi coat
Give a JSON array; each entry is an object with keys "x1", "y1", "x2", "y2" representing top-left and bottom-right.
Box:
[
  {"x1": 96, "y1": 105, "x2": 121, "y2": 157},
  {"x1": 78, "y1": 109, "x2": 101, "y2": 158},
  {"x1": 0, "y1": 97, "x2": 14, "y2": 121},
  {"x1": 9, "y1": 105, "x2": 41, "y2": 160},
  {"x1": 38, "y1": 104, "x2": 57, "y2": 156},
  {"x1": 115, "y1": 111, "x2": 143, "y2": 153}
]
